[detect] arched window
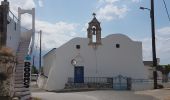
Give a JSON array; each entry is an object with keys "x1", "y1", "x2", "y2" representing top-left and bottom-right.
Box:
[{"x1": 92, "y1": 26, "x2": 97, "y2": 43}]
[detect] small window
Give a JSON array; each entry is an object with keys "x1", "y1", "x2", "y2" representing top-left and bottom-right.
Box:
[
  {"x1": 76, "y1": 45, "x2": 80, "y2": 49},
  {"x1": 116, "y1": 44, "x2": 120, "y2": 48}
]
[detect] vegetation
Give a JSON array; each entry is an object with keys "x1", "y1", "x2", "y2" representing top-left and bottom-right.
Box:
[
  {"x1": 32, "y1": 66, "x2": 38, "y2": 74},
  {"x1": 0, "y1": 46, "x2": 14, "y2": 57},
  {"x1": 157, "y1": 64, "x2": 170, "y2": 82},
  {"x1": 0, "y1": 46, "x2": 14, "y2": 97}
]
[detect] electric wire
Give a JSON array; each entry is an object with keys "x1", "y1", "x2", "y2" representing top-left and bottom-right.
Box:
[{"x1": 162, "y1": 0, "x2": 170, "y2": 22}]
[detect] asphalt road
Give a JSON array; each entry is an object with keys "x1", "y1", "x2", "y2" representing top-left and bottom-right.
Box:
[{"x1": 32, "y1": 90, "x2": 158, "y2": 100}]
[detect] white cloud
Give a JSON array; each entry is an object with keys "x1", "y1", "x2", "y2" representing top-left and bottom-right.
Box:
[
  {"x1": 157, "y1": 27, "x2": 170, "y2": 37},
  {"x1": 135, "y1": 27, "x2": 170, "y2": 64},
  {"x1": 81, "y1": 23, "x2": 88, "y2": 32},
  {"x1": 98, "y1": 0, "x2": 119, "y2": 4},
  {"x1": 1, "y1": 0, "x2": 78, "y2": 51},
  {"x1": 20, "y1": 14, "x2": 78, "y2": 50},
  {"x1": 0, "y1": 0, "x2": 36, "y2": 16},
  {"x1": 96, "y1": 0, "x2": 141, "y2": 21},
  {"x1": 97, "y1": 4, "x2": 128, "y2": 21},
  {"x1": 131, "y1": 0, "x2": 141, "y2": 3},
  {"x1": 38, "y1": 0, "x2": 44, "y2": 7},
  {"x1": 9, "y1": 0, "x2": 35, "y2": 10},
  {"x1": 98, "y1": 0, "x2": 140, "y2": 3}
]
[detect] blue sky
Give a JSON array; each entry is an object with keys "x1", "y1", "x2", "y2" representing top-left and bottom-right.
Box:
[
  {"x1": 35, "y1": 0, "x2": 170, "y2": 38},
  {"x1": 3, "y1": 0, "x2": 170, "y2": 65}
]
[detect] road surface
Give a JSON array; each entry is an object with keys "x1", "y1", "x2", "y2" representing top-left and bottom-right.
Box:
[{"x1": 32, "y1": 90, "x2": 157, "y2": 100}]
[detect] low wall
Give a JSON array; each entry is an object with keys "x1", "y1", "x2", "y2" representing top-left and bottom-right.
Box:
[
  {"x1": 131, "y1": 79, "x2": 164, "y2": 91},
  {"x1": 0, "y1": 56, "x2": 16, "y2": 97},
  {"x1": 162, "y1": 82, "x2": 170, "y2": 88},
  {"x1": 37, "y1": 75, "x2": 47, "y2": 89},
  {"x1": 131, "y1": 83, "x2": 153, "y2": 91}
]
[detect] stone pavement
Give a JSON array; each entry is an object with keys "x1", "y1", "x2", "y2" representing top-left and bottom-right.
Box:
[
  {"x1": 32, "y1": 90, "x2": 157, "y2": 100},
  {"x1": 135, "y1": 88, "x2": 170, "y2": 100}
]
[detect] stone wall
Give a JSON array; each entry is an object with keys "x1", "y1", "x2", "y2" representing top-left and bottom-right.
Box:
[{"x1": 0, "y1": 56, "x2": 16, "y2": 97}]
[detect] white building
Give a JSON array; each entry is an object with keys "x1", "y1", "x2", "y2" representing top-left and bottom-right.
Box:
[
  {"x1": 0, "y1": 0, "x2": 35, "y2": 99},
  {"x1": 143, "y1": 58, "x2": 162, "y2": 80},
  {"x1": 40, "y1": 15, "x2": 149, "y2": 91}
]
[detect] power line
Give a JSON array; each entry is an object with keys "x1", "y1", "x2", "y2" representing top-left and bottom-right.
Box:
[{"x1": 162, "y1": 0, "x2": 170, "y2": 22}]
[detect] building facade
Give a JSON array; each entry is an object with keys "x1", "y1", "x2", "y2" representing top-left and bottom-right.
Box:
[
  {"x1": 41, "y1": 15, "x2": 149, "y2": 91},
  {"x1": 0, "y1": 0, "x2": 35, "y2": 99}
]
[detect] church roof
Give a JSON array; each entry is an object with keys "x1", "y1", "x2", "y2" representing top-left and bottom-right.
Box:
[
  {"x1": 89, "y1": 17, "x2": 100, "y2": 24},
  {"x1": 88, "y1": 13, "x2": 100, "y2": 24}
]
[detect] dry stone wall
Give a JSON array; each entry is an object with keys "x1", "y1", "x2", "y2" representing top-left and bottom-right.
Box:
[{"x1": 0, "y1": 56, "x2": 16, "y2": 97}]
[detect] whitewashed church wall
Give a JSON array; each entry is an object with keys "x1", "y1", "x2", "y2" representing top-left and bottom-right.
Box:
[
  {"x1": 43, "y1": 49, "x2": 56, "y2": 77},
  {"x1": 45, "y1": 34, "x2": 149, "y2": 91}
]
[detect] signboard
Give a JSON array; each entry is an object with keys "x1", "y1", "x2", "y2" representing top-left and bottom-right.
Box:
[{"x1": 24, "y1": 55, "x2": 31, "y2": 88}]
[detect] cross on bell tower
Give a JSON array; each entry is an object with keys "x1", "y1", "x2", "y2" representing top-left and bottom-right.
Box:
[
  {"x1": 87, "y1": 13, "x2": 102, "y2": 46},
  {"x1": 92, "y1": 13, "x2": 96, "y2": 17}
]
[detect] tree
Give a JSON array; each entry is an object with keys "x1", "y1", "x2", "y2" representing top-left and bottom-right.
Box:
[
  {"x1": 158, "y1": 64, "x2": 170, "y2": 82},
  {"x1": 31, "y1": 66, "x2": 38, "y2": 74}
]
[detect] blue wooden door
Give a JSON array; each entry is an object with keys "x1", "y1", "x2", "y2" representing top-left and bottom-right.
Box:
[{"x1": 74, "y1": 66, "x2": 84, "y2": 83}]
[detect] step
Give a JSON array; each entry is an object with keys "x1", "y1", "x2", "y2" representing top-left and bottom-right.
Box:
[
  {"x1": 14, "y1": 73, "x2": 23, "y2": 77},
  {"x1": 15, "y1": 77, "x2": 24, "y2": 81},
  {"x1": 15, "y1": 79, "x2": 24, "y2": 83},
  {"x1": 14, "y1": 87, "x2": 30, "y2": 92},
  {"x1": 17, "y1": 47, "x2": 29, "y2": 50},
  {"x1": 14, "y1": 91, "x2": 30, "y2": 97},
  {"x1": 16, "y1": 53, "x2": 27, "y2": 56},
  {"x1": 17, "y1": 50, "x2": 28, "y2": 53},
  {"x1": 14, "y1": 73, "x2": 23, "y2": 76},
  {"x1": 16, "y1": 62, "x2": 24, "y2": 65},
  {"x1": 15, "y1": 69, "x2": 24, "y2": 73},
  {"x1": 18, "y1": 48, "x2": 28, "y2": 50},
  {"x1": 16, "y1": 55, "x2": 25, "y2": 58},
  {"x1": 19, "y1": 43, "x2": 30, "y2": 46},
  {"x1": 19, "y1": 44, "x2": 29, "y2": 46},
  {"x1": 17, "y1": 51, "x2": 27, "y2": 54},
  {"x1": 15, "y1": 67, "x2": 24, "y2": 71},
  {"x1": 14, "y1": 71, "x2": 24, "y2": 74},
  {"x1": 15, "y1": 67, "x2": 24, "y2": 70},
  {"x1": 18, "y1": 49, "x2": 28, "y2": 52},
  {"x1": 17, "y1": 57, "x2": 25, "y2": 60},
  {"x1": 16, "y1": 64, "x2": 24, "y2": 67},
  {"x1": 14, "y1": 84, "x2": 24, "y2": 88},
  {"x1": 16, "y1": 55, "x2": 27, "y2": 59},
  {"x1": 14, "y1": 80, "x2": 24, "y2": 84},
  {"x1": 20, "y1": 94, "x2": 31, "y2": 100}
]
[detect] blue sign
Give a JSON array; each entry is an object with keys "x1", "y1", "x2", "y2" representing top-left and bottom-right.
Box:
[{"x1": 25, "y1": 55, "x2": 31, "y2": 61}]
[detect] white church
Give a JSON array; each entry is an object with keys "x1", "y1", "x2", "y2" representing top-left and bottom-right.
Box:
[{"x1": 39, "y1": 14, "x2": 149, "y2": 91}]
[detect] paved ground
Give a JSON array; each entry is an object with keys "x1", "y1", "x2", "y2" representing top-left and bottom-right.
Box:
[
  {"x1": 136, "y1": 88, "x2": 170, "y2": 100},
  {"x1": 32, "y1": 90, "x2": 157, "y2": 100}
]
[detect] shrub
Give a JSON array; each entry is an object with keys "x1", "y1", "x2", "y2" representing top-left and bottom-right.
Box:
[{"x1": 0, "y1": 46, "x2": 14, "y2": 57}]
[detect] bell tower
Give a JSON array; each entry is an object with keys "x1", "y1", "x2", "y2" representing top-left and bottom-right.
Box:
[{"x1": 87, "y1": 13, "x2": 101, "y2": 46}]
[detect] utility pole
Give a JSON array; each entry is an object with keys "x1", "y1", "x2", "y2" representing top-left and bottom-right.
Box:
[
  {"x1": 151, "y1": 0, "x2": 157, "y2": 89},
  {"x1": 33, "y1": 55, "x2": 35, "y2": 67},
  {"x1": 39, "y1": 30, "x2": 42, "y2": 74}
]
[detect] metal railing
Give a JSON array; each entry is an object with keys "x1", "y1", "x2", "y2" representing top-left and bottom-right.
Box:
[
  {"x1": 68, "y1": 77, "x2": 169, "y2": 84},
  {"x1": 8, "y1": 10, "x2": 19, "y2": 23},
  {"x1": 68, "y1": 77, "x2": 113, "y2": 84},
  {"x1": 66, "y1": 77, "x2": 113, "y2": 89}
]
